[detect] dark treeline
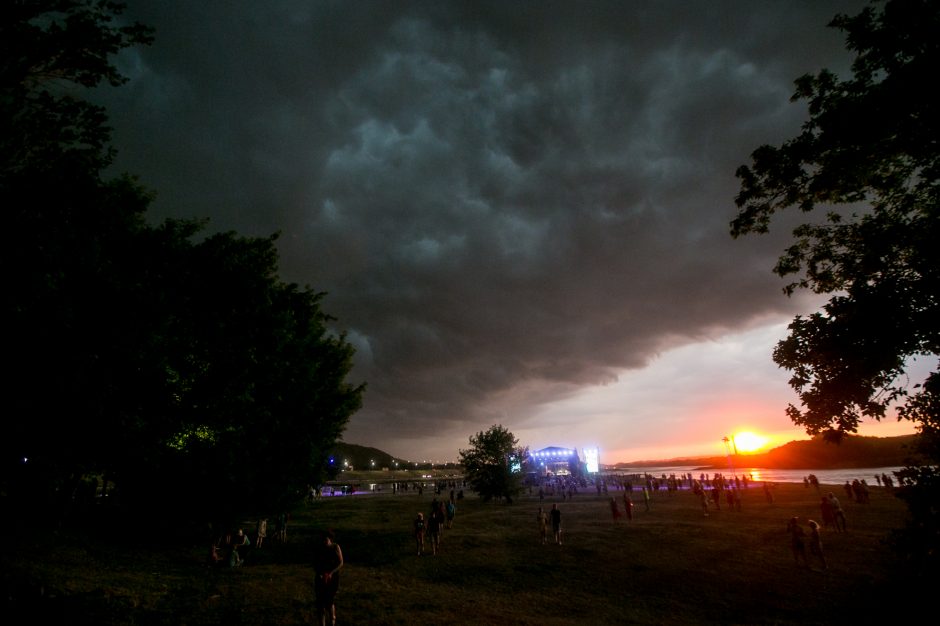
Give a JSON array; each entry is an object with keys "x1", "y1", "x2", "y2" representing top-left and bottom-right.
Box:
[{"x1": 1, "y1": 1, "x2": 363, "y2": 535}]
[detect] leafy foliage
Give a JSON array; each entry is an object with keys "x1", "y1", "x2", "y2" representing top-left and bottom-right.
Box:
[
  {"x1": 1, "y1": 1, "x2": 364, "y2": 529},
  {"x1": 1, "y1": 0, "x2": 154, "y2": 176},
  {"x1": 731, "y1": 0, "x2": 939, "y2": 567},
  {"x1": 458, "y1": 424, "x2": 527, "y2": 502}
]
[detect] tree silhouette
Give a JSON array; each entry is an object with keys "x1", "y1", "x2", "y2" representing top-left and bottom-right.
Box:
[
  {"x1": 731, "y1": 0, "x2": 939, "y2": 569},
  {"x1": 1, "y1": 1, "x2": 363, "y2": 530},
  {"x1": 459, "y1": 424, "x2": 527, "y2": 502}
]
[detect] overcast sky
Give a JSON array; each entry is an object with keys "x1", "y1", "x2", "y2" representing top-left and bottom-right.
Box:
[{"x1": 99, "y1": 0, "x2": 915, "y2": 463}]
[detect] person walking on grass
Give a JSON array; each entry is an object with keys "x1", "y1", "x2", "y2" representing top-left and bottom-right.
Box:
[
  {"x1": 623, "y1": 493, "x2": 634, "y2": 521},
  {"x1": 828, "y1": 492, "x2": 847, "y2": 532},
  {"x1": 413, "y1": 512, "x2": 426, "y2": 556},
  {"x1": 313, "y1": 529, "x2": 344, "y2": 626},
  {"x1": 275, "y1": 511, "x2": 288, "y2": 543},
  {"x1": 698, "y1": 487, "x2": 710, "y2": 517},
  {"x1": 820, "y1": 496, "x2": 835, "y2": 529},
  {"x1": 537, "y1": 507, "x2": 549, "y2": 545},
  {"x1": 445, "y1": 499, "x2": 456, "y2": 529},
  {"x1": 763, "y1": 481, "x2": 776, "y2": 504},
  {"x1": 787, "y1": 517, "x2": 809, "y2": 568},
  {"x1": 427, "y1": 506, "x2": 443, "y2": 555},
  {"x1": 550, "y1": 503, "x2": 562, "y2": 545},
  {"x1": 609, "y1": 497, "x2": 622, "y2": 521},
  {"x1": 807, "y1": 520, "x2": 828, "y2": 570}
]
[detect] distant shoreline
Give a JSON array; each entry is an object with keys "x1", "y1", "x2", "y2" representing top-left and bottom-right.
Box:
[{"x1": 608, "y1": 434, "x2": 920, "y2": 471}]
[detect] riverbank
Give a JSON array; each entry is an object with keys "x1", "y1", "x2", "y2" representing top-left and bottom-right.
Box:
[{"x1": 599, "y1": 465, "x2": 903, "y2": 487}]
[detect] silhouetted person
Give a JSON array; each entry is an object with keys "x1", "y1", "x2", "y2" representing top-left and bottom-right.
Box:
[
  {"x1": 231, "y1": 528, "x2": 250, "y2": 567},
  {"x1": 275, "y1": 512, "x2": 288, "y2": 543},
  {"x1": 413, "y1": 512, "x2": 425, "y2": 556},
  {"x1": 313, "y1": 529, "x2": 343, "y2": 626},
  {"x1": 537, "y1": 507, "x2": 549, "y2": 545},
  {"x1": 255, "y1": 518, "x2": 267, "y2": 549},
  {"x1": 445, "y1": 500, "x2": 456, "y2": 529},
  {"x1": 820, "y1": 496, "x2": 835, "y2": 529},
  {"x1": 828, "y1": 492, "x2": 847, "y2": 532},
  {"x1": 787, "y1": 517, "x2": 809, "y2": 568},
  {"x1": 550, "y1": 504, "x2": 562, "y2": 544},
  {"x1": 807, "y1": 520, "x2": 828, "y2": 570},
  {"x1": 763, "y1": 482, "x2": 775, "y2": 504},
  {"x1": 623, "y1": 494, "x2": 634, "y2": 521},
  {"x1": 427, "y1": 506, "x2": 443, "y2": 555}
]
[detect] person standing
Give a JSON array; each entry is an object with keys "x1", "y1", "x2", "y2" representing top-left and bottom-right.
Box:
[
  {"x1": 807, "y1": 520, "x2": 828, "y2": 570},
  {"x1": 537, "y1": 507, "x2": 549, "y2": 545},
  {"x1": 623, "y1": 494, "x2": 634, "y2": 521},
  {"x1": 255, "y1": 518, "x2": 267, "y2": 549},
  {"x1": 609, "y1": 497, "x2": 622, "y2": 521},
  {"x1": 763, "y1": 481, "x2": 775, "y2": 504},
  {"x1": 700, "y1": 489, "x2": 710, "y2": 516},
  {"x1": 313, "y1": 529, "x2": 344, "y2": 626},
  {"x1": 787, "y1": 517, "x2": 809, "y2": 568},
  {"x1": 820, "y1": 496, "x2": 835, "y2": 529},
  {"x1": 427, "y1": 506, "x2": 443, "y2": 555},
  {"x1": 550, "y1": 503, "x2": 562, "y2": 545},
  {"x1": 445, "y1": 499, "x2": 456, "y2": 529},
  {"x1": 275, "y1": 511, "x2": 288, "y2": 543},
  {"x1": 828, "y1": 492, "x2": 847, "y2": 532},
  {"x1": 413, "y1": 512, "x2": 426, "y2": 556}
]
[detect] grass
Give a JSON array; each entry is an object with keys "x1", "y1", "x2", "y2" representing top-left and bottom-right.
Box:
[{"x1": 1, "y1": 480, "x2": 928, "y2": 625}]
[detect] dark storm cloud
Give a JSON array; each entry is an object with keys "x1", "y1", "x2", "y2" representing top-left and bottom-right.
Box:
[{"x1": 101, "y1": 1, "x2": 868, "y2": 457}]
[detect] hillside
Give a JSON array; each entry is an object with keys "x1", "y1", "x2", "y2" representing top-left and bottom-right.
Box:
[
  {"x1": 341, "y1": 434, "x2": 923, "y2": 472},
  {"x1": 327, "y1": 442, "x2": 402, "y2": 471},
  {"x1": 739, "y1": 434, "x2": 921, "y2": 469},
  {"x1": 614, "y1": 434, "x2": 922, "y2": 470}
]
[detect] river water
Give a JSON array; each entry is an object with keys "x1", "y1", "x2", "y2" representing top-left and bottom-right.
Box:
[
  {"x1": 609, "y1": 465, "x2": 905, "y2": 487},
  {"x1": 324, "y1": 466, "x2": 906, "y2": 496}
]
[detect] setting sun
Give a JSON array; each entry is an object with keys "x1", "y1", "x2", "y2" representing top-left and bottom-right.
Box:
[{"x1": 732, "y1": 431, "x2": 768, "y2": 454}]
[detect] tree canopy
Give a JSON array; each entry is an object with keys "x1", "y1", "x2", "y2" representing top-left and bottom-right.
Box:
[
  {"x1": 731, "y1": 0, "x2": 938, "y2": 566},
  {"x1": 459, "y1": 424, "x2": 527, "y2": 502},
  {"x1": 2, "y1": 1, "x2": 364, "y2": 530},
  {"x1": 732, "y1": 0, "x2": 938, "y2": 443}
]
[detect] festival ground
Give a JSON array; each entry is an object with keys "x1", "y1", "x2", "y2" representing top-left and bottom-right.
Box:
[{"x1": 2, "y1": 481, "x2": 926, "y2": 625}]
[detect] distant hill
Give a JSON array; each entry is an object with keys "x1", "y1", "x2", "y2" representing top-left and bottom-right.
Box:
[
  {"x1": 613, "y1": 434, "x2": 922, "y2": 470},
  {"x1": 341, "y1": 434, "x2": 923, "y2": 473},
  {"x1": 327, "y1": 442, "x2": 404, "y2": 471},
  {"x1": 740, "y1": 434, "x2": 921, "y2": 469},
  {"x1": 327, "y1": 443, "x2": 461, "y2": 472}
]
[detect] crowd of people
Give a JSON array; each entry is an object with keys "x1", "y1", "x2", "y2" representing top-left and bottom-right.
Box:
[
  {"x1": 204, "y1": 468, "x2": 889, "y2": 623},
  {"x1": 208, "y1": 528, "x2": 252, "y2": 568},
  {"x1": 206, "y1": 512, "x2": 290, "y2": 569},
  {"x1": 413, "y1": 495, "x2": 458, "y2": 556}
]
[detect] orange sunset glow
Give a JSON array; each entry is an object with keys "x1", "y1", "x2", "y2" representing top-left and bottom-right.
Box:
[{"x1": 731, "y1": 431, "x2": 769, "y2": 454}]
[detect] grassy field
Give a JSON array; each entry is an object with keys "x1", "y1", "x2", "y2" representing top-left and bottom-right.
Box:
[{"x1": 2, "y1": 480, "x2": 928, "y2": 625}]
